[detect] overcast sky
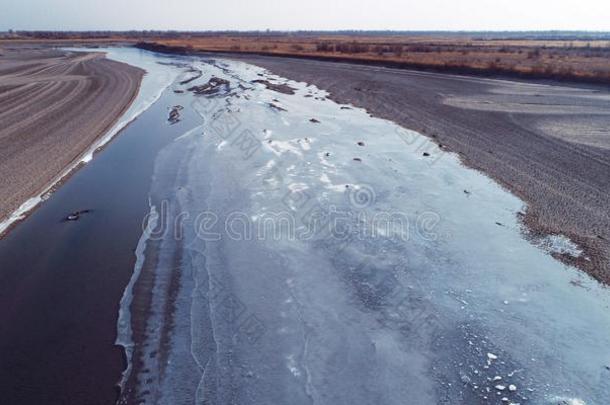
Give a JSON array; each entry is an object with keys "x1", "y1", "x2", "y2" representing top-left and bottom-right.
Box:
[{"x1": 2, "y1": 0, "x2": 609, "y2": 31}]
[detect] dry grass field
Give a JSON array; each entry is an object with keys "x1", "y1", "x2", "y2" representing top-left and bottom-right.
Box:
[{"x1": 140, "y1": 34, "x2": 610, "y2": 82}]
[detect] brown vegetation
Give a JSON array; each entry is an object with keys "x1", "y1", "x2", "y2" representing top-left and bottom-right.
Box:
[{"x1": 135, "y1": 34, "x2": 610, "y2": 83}]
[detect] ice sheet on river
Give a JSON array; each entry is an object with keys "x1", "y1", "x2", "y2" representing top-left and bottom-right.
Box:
[{"x1": 115, "y1": 53, "x2": 610, "y2": 405}]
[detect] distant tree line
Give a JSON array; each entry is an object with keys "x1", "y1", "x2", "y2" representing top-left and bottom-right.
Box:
[{"x1": 7, "y1": 30, "x2": 610, "y2": 41}]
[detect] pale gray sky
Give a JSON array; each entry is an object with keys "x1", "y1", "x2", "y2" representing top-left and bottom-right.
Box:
[{"x1": 2, "y1": 0, "x2": 609, "y2": 31}]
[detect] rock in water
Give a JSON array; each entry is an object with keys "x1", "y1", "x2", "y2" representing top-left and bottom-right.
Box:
[
  {"x1": 64, "y1": 209, "x2": 91, "y2": 222},
  {"x1": 188, "y1": 77, "x2": 230, "y2": 96},
  {"x1": 168, "y1": 105, "x2": 183, "y2": 124}
]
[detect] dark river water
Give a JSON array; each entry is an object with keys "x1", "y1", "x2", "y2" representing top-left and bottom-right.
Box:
[{"x1": 0, "y1": 49, "x2": 190, "y2": 404}]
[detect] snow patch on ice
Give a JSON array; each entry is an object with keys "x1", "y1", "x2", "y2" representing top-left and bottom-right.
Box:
[{"x1": 533, "y1": 234, "x2": 584, "y2": 258}]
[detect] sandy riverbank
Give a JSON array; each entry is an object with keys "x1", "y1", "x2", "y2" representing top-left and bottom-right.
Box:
[
  {"x1": 235, "y1": 54, "x2": 610, "y2": 284},
  {"x1": 0, "y1": 46, "x2": 144, "y2": 228}
]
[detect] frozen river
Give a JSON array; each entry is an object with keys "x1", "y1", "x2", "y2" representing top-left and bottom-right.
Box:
[{"x1": 92, "y1": 48, "x2": 610, "y2": 404}]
